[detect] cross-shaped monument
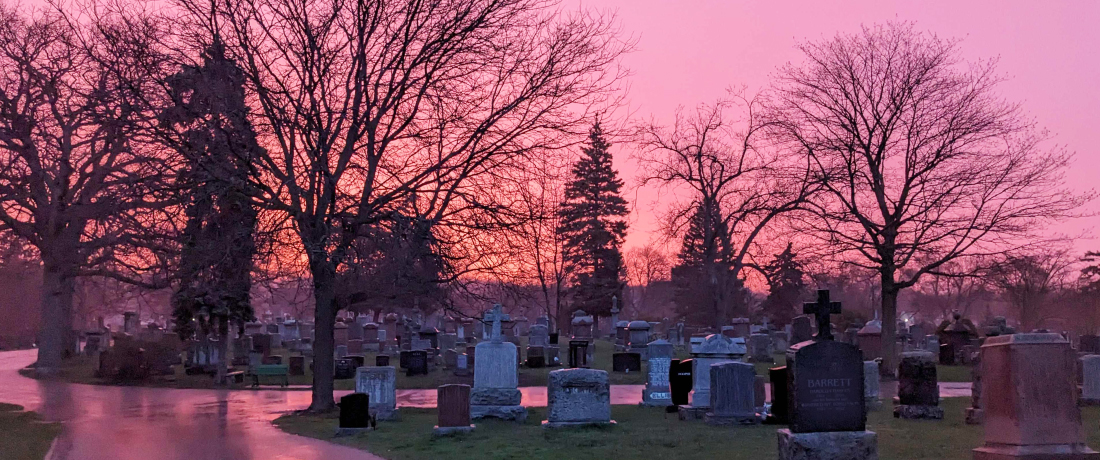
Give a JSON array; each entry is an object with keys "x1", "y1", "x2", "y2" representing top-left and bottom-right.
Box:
[
  {"x1": 803, "y1": 289, "x2": 841, "y2": 341},
  {"x1": 490, "y1": 303, "x2": 503, "y2": 344}
]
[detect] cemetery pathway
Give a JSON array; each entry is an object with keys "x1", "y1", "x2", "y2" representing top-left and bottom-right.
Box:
[{"x1": 0, "y1": 350, "x2": 383, "y2": 460}]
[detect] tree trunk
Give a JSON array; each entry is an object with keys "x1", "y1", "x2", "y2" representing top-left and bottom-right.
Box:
[
  {"x1": 308, "y1": 258, "x2": 338, "y2": 412},
  {"x1": 36, "y1": 258, "x2": 67, "y2": 374},
  {"x1": 215, "y1": 315, "x2": 229, "y2": 386},
  {"x1": 880, "y1": 271, "x2": 899, "y2": 380}
]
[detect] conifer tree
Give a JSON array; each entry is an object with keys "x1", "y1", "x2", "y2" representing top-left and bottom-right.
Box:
[
  {"x1": 161, "y1": 40, "x2": 261, "y2": 384},
  {"x1": 760, "y1": 243, "x2": 806, "y2": 325},
  {"x1": 670, "y1": 200, "x2": 747, "y2": 325},
  {"x1": 558, "y1": 122, "x2": 629, "y2": 319}
]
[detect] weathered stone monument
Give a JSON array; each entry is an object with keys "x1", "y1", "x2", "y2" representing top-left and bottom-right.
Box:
[
  {"x1": 1080, "y1": 355, "x2": 1100, "y2": 405},
  {"x1": 542, "y1": 368, "x2": 614, "y2": 428},
  {"x1": 893, "y1": 351, "x2": 943, "y2": 420},
  {"x1": 791, "y1": 315, "x2": 813, "y2": 344},
  {"x1": 470, "y1": 304, "x2": 526, "y2": 422},
  {"x1": 679, "y1": 333, "x2": 745, "y2": 420},
  {"x1": 643, "y1": 339, "x2": 674, "y2": 406},
  {"x1": 864, "y1": 360, "x2": 881, "y2": 411},
  {"x1": 973, "y1": 333, "x2": 1098, "y2": 459},
  {"x1": 704, "y1": 361, "x2": 760, "y2": 425},
  {"x1": 778, "y1": 289, "x2": 877, "y2": 460},
  {"x1": 355, "y1": 366, "x2": 397, "y2": 420}
]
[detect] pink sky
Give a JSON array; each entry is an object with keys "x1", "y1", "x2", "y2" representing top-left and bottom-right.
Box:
[{"x1": 576, "y1": 0, "x2": 1100, "y2": 253}]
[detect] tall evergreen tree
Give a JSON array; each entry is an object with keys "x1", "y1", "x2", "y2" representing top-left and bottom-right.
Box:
[
  {"x1": 558, "y1": 122, "x2": 629, "y2": 320},
  {"x1": 760, "y1": 243, "x2": 806, "y2": 325},
  {"x1": 670, "y1": 200, "x2": 746, "y2": 325},
  {"x1": 161, "y1": 40, "x2": 262, "y2": 384}
]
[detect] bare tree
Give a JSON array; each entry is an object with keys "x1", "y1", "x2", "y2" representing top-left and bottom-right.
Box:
[
  {"x1": 170, "y1": 0, "x2": 628, "y2": 411},
  {"x1": 0, "y1": 4, "x2": 172, "y2": 372},
  {"x1": 624, "y1": 242, "x2": 670, "y2": 316},
  {"x1": 634, "y1": 91, "x2": 816, "y2": 327},
  {"x1": 767, "y1": 22, "x2": 1088, "y2": 372},
  {"x1": 988, "y1": 248, "x2": 1073, "y2": 331}
]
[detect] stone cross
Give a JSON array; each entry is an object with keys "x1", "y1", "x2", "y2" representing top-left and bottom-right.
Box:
[
  {"x1": 490, "y1": 303, "x2": 503, "y2": 344},
  {"x1": 803, "y1": 289, "x2": 841, "y2": 341}
]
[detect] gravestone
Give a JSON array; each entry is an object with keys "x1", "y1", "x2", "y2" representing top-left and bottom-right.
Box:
[
  {"x1": 705, "y1": 362, "x2": 760, "y2": 425},
  {"x1": 1081, "y1": 335, "x2": 1100, "y2": 354},
  {"x1": 778, "y1": 289, "x2": 876, "y2": 460},
  {"x1": 542, "y1": 368, "x2": 614, "y2": 428},
  {"x1": 627, "y1": 320, "x2": 652, "y2": 358},
  {"x1": 1081, "y1": 355, "x2": 1100, "y2": 406},
  {"x1": 681, "y1": 333, "x2": 745, "y2": 419},
  {"x1": 729, "y1": 318, "x2": 751, "y2": 338},
  {"x1": 529, "y1": 324, "x2": 550, "y2": 348},
  {"x1": 643, "y1": 339, "x2": 674, "y2": 406},
  {"x1": 966, "y1": 352, "x2": 983, "y2": 425},
  {"x1": 454, "y1": 353, "x2": 470, "y2": 376},
  {"x1": 355, "y1": 366, "x2": 398, "y2": 420},
  {"x1": 766, "y1": 366, "x2": 789, "y2": 424},
  {"x1": 336, "y1": 393, "x2": 372, "y2": 436},
  {"x1": 750, "y1": 333, "x2": 773, "y2": 363},
  {"x1": 433, "y1": 384, "x2": 475, "y2": 436},
  {"x1": 335, "y1": 345, "x2": 348, "y2": 359},
  {"x1": 289, "y1": 355, "x2": 305, "y2": 376},
  {"x1": 470, "y1": 304, "x2": 526, "y2": 422},
  {"x1": 669, "y1": 359, "x2": 693, "y2": 406},
  {"x1": 375, "y1": 355, "x2": 390, "y2": 367},
  {"x1": 406, "y1": 350, "x2": 428, "y2": 377},
  {"x1": 334, "y1": 358, "x2": 356, "y2": 380},
  {"x1": 973, "y1": 333, "x2": 1099, "y2": 459},
  {"x1": 856, "y1": 321, "x2": 883, "y2": 361},
  {"x1": 612, "y1": 352, "x2": 641, "y2": 373},
  {"x1": 894, "y1": 351, "x2": 943, "y2": 420},
  {"x1": 863, "y1": 361, "x2": 881, "y2": 411},
  {"x1": 525, "y1": 346, "x2": 545, "y2": 368},
  {"x1": 347, "y1": 339, "x2": 363, "y2": 355},
  {"x1": 568, "y1": 340, "x2": 590, "y2": 368},
  {"x1": 791, "y1": 315, "x2": 813, "y2": 344},
  {"x1": 443, "y1": 349, "x2": 458, "y2": 370}
]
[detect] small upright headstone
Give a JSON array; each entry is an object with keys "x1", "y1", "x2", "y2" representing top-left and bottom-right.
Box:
[
  {"x1": 863, "y1": 361, "x2": 881, "y2": 411},
  {"x1": 406, "y1": 350, "x2": 428, "y2": 377},
  {"x1": 542, "y1": 368, "x2": 614, "y2": 428},
  {"x1": 433, "y1": 384, "x2": 475, "y2": 436},
  {"x1": 336, "y1": 393, "x2": 373, "y2": 436},
  {"x1": 973, "y1": 333, "x2": 1099, "y2": 459},
  {"x1": 1080, "y1": 335, "x2": 1100, "y2": 354},
  {"x1": 681, "y1": 334, "x2": 745, "y2": 419},
  {"x1": 334, "y1": 358, "x2": 356, "y2": 380},
  {"x1": 790, "y1": 315, "x2": 813, "y2": 344},
  {"x1": 568, "y1": 340, "x2": 590, "y2": 368},
  {"x1": 766, "y1": 366, "x2": 789, "y2": 425},
  {"x1": 749, "y1": 333, "x2": 773, "y2": 363},
  {"x1": 355, "y1": 366, "x2": 397, "y2": 420},
  {"x1": 966, "y1": 352, "x2": 983, "y2": 425},
  {"x1": 643, "y1": 339, "x2": 674, "y2": 406},
  {"x1": 893, "y1": 351, "x2": 943, "y2": 420},
  {"x1": 1080, "y1": 355, "x2": 1100, "y2": 405},
  {"x1": 704, "y1": 362, "x2": 759, "y2": 426}
]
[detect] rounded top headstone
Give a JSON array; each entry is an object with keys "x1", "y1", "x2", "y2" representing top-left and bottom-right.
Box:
[
  {"x1": 616, "y1": 321, "x2": 629, "y2": 328},
  {"x1": 628, "y1": 320, "x2": 651, "y2": 330},
  {"x1": 857, "y1": 320, "x2": 882, "y2": 335}
]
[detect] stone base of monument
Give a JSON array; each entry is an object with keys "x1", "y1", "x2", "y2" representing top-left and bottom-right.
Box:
[
  {"x1": 470, "y1": 404, "x2": 527, "y2": 422},
  {"x1": 865, "y1": 397, "x2": 882, "y2": 412},
  {"x1": 372, "y1": 406, "x2": 398, "y2": 421},
  {"x1": 893, "y1": 404, "x2": 944, "y2": 420},
  {"x1": 334, "y1": 427, "x2": 373, "y2": 437},
  {"x1": 750, "y1": 356, "x2": 775, "y2": 364},
  {"x1": 965, "y1": 407, "x2": 983, "y2": 425},
  {"x1": 972, "y1": 443, "x2": 1100, "y2": 459},
  {"x1": 776, "y1": 429, "x2": 878, "y2": 460},
  {"x1": 432, "y1": 424, "x2": 476, "y2": 437},
  {"x1": 541, "y1": 420, "x2": 616, "y2": 429},
  {"x1": 677, "y1": 405, "x2": 707, "y2": 421},
  {"x1": 704, "y1": 412, "x2": 760, "y2": 426},
  {"x1": 1079, "y1": 398, "x2": 1100, "y2": 407}
]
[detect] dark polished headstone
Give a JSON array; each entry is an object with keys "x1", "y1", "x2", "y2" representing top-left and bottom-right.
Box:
[
  {"x1": 791, "y1": 316, "x2": 813, "y2": 344},
  {"x1": 897, "y1": 354, "x2": 938, "y2": 406},
  {"x1": 346, "y1": 355, "x2": 365, "y2": 369},
  {"x1": 406, "y1": 350, "x2": 428, "y2": 376},
  {"x1": 338, "y1": 393, "x2": 371, "y2": 428},
  {"x1": 375, "y1": 355, "x2": 390, "y2": 367},
  {"x1": 1082, "y1": 335, "x2": 1100, "y2": 354},
  {"x1": 705, "y1": 361, "x2": 759, "y2": 425},
  {"x1": 669, "y1": 359, "x2": 693, "y2": 406},
  {"x1": 612, "y1": 352, "x2": 641, "y2": 372},
  {"x1": 289, "y1": 355, "x2": 305, "y2": 376},
  {"x1": 568, "y1": 340, "x2": 590, "y2": 368},
  {"x1": 335, "y1": 358, "x2": 356, "y2": 379},
  {"x1": 526, "y1": 346, "x2": 546, "y2": 368},
  {"x1": 766, "y1": 366, "x2": 790, "y2": 424},
  {"x1": 786, "y1": 340, "x2": 865, "y2": 433}
]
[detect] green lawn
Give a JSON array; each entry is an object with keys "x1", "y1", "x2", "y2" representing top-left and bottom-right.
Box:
[
  {"x1": 0, "y1": 403, "x2": 62, "y2": 460},
  {"x1": 275, "y1": 398, "x2": 1056, "y2": 460}
]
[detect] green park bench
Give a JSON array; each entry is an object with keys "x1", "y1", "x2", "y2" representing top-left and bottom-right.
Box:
[{"x1": 250, "y1": 364, "x2": 289, "y2": 388}]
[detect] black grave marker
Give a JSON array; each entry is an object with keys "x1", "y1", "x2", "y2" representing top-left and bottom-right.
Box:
[{"x1": 669, "y1": 358, "x2": 693, "y2": 406}]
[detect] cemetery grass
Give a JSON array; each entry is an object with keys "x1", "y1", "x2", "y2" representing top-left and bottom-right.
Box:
[
  {"x1": 275, "y1": 397, "x2": 1073, "y2": 460},
  {"x1": 0, "y1": 403, "x2": 62, "y2": 460}
]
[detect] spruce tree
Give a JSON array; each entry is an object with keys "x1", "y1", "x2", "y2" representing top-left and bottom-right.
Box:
[
  {"x1": 670, "y1": 200, "x2": 746, "y2": 325},
  {"x1": 760, "y1": 243, "x2": 806, "y2": 325},
  {"x1": 558, "y1": 122, "x2": 629, "y2": 319},
  {"x1": 162, "y1": 40, "x2": 262, "y2": 384}
]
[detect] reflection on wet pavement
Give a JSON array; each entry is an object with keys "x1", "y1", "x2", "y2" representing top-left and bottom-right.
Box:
[{"x1": 0, "y1": 349, "x2": 971, "y2": 460}]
